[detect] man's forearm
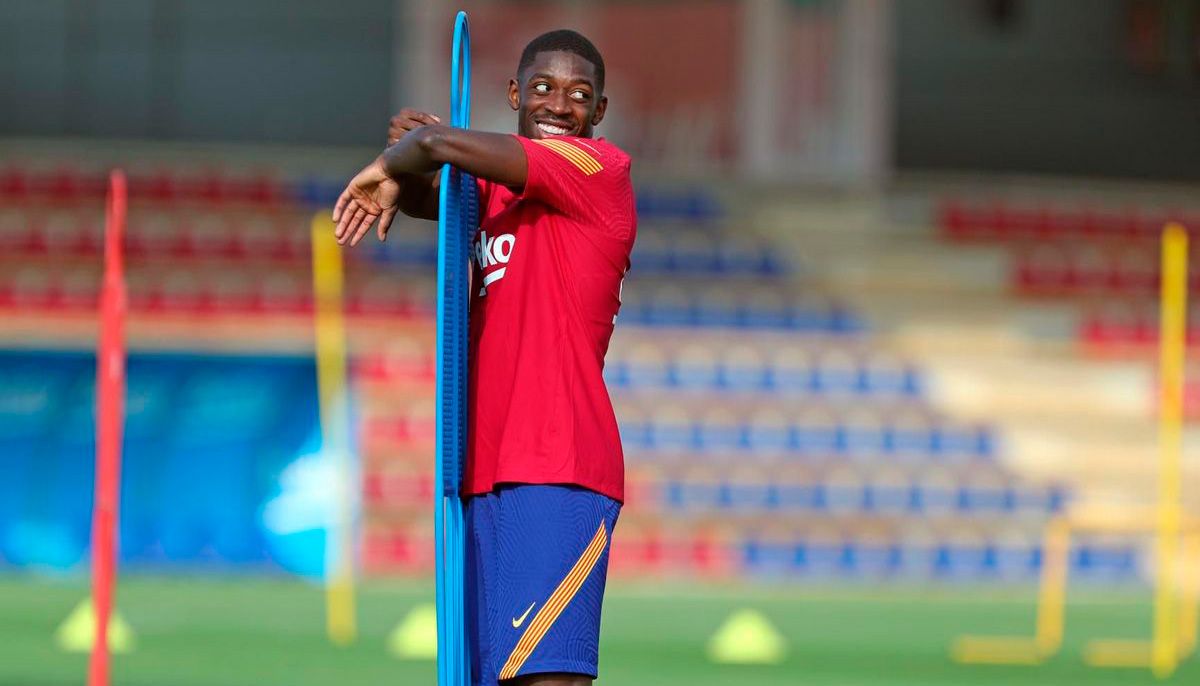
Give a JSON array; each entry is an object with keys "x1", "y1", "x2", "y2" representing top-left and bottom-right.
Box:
[
  {"x1": 382, "y1": 126, "x2": 443, "y2": 178},
  {"x1": 382, "y1": 127, "x2": 445, "y2": 221},
  {"x1": 384, "y1": 124, "x2": 528, "y2": 188},
  {"x1": 394, "y1": 171, "x2": 439, "y2": 221}
]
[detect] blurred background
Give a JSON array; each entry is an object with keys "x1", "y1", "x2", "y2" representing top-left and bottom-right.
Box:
[{"x1": 2, "y1": 0, "x2": 1199, "y2": 684}]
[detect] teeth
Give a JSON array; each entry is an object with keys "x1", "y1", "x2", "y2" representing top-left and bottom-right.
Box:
[{"x1": 537, "y1": 122, "x2": 569, "y2": 135}]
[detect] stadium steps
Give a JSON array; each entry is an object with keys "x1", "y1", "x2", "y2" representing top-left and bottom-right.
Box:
[{"x1": 742, "y1": 186, "x2": 1197, "y2": 527}]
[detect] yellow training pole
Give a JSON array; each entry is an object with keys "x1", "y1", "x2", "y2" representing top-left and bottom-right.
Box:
[
  {"x1": 1180, "y1": 531, "x2": 1200, "y2": 659},
  {"x1": 1152, "y1": 222, "x2": 1187, "y2": 678},
  {"x1": 311, "y1": 213, "x2": 357, "y2": 646},
  {"x1": 1035, "y1": 518, "x2": 1071, "y2": 657}
]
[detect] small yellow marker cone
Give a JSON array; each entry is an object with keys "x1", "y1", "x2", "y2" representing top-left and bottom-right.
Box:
[
  {"x1": 707, "y1": 608, "x2": 787, "y2": 665},
  {"x1": 55, "y1": 598, "x2": 135, "y2": 653},
  {"x1": 387, "y1": 602, "x2": 438, "y2": 660}
]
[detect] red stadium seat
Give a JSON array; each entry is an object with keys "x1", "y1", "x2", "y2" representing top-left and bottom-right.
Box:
[
  {"x1": 1113, "y1": 245, "x2": 1156, "y2": 294},
  {"x1": 7, "y1": 267, "x2": 54, "y2": 309},
  {"x1": 0, "y1": 166, "x2": 31, "y2": 200},
  {"x1": 51, "y1": 270, "x2": 99, "y2": 311},
  {"x1": 1013, "y1": 243, "x2": 1071, "y2": 295}
]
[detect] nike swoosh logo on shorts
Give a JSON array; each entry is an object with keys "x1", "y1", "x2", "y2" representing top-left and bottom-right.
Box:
[{"x1": 512, "y1": 602, "x2": 536, "y2": 628}]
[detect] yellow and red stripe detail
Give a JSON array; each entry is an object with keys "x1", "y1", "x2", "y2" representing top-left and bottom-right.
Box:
[
  {"x1": 532, "y1": 138, "x2": 603, "y2": 176},
  {"x1": 498, "y1": 521, "x2": 609, "y2": 680}
]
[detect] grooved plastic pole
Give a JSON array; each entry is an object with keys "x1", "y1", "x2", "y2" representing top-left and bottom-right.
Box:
[{"x1": 435, "y1": 10, "x2": 476, "y2": 686}]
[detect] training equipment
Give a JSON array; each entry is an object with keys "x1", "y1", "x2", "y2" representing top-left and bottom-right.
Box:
[
  {"x1": 707, "y1": 608, "x2": 788, "y2": 665},
  {"x1": 311, "y1": 213, "x2": 357, "y2": 645},
  {"x1": 88, "y1": 170, "x2": 128, "y2": 686},
  {"x1": 388, "y1": 603, "x2": 440, "y2": 660},
  {"x1": 434, "y1": 10, "x2": 476, "y2": 686},
  {"x1": 952, "y1": 223, "x2": 1200, "y2": 678},
  {"x1": 57, "y1": 599, "x2": 135, "y2": 654}
]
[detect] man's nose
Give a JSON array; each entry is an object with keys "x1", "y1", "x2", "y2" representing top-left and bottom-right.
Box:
[{"x1": 547, "y1": 93, "x2": 572, "y2": 116}]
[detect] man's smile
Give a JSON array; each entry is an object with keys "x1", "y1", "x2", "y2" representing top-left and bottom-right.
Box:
[{"x1": 534, "y1": 119, "x2": 575, "y2": 137}]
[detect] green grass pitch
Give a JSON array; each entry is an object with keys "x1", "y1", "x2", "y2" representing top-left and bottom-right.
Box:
[{"x1": 0, "y1": 576, "x2": 1195, "y2": 685}]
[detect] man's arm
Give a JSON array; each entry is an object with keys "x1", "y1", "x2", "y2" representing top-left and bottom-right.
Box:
[
  {"x1": 334, "y1": 126, "x2": 528, "y2": 246},
  {"x1": 382, "y1": 126, "x2": 528, "y2": 188},
  {"x1": 392, "y1": 171, "x2": 440, "y2": 222},
  {"x1": 387, "y1": 110, "x2": 441, "y2": 222}
]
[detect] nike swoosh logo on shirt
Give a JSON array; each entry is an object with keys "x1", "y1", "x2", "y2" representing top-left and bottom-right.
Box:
[{"x1": 512, "y1": 602, "x2": 536, "y2": 628}]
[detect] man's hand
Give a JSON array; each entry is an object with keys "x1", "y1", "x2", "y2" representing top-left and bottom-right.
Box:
[
  {"x1": 332, "y1": 157, "x2": 402, "y2": 246},
  {"x1": 388, "y1": 109, "x2": 441, "y2": 145}
]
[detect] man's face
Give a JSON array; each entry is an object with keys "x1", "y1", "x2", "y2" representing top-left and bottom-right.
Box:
[{"x1": 509, "y1": 50, "x2": 607, "y2": 139}]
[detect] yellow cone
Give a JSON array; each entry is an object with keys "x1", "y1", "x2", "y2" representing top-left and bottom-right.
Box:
[
  {"x1": 707, "y1": 608, "x2": 787, "y2": 665},
  {"x1": 387, "y1": 602, "x2": 438, "y2": 660},
  {"x1": 55, "y1": 598, "x2": 135, "y2": 653}
]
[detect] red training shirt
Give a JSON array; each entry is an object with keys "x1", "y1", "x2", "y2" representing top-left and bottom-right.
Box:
[{"x1": 463, "y1": 135, "x2": 636, "y2": 503}]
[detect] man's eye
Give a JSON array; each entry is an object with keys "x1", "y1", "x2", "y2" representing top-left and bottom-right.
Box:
[
  {"x1": 533, "y1": 83, "x2": 550, "y2": 94},
  {"x1": 571, "y1": 90, "x2": 589, "y2": 101}
]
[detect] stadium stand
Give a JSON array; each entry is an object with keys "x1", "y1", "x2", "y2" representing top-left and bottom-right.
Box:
[{"x1": 2, "y1": 155, "x2": 1126, "y2": 584}]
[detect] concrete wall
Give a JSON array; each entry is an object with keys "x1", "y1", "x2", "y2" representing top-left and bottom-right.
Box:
[
  {"x1": 895, "y1": 0, "x2": 1198, "y2": 180},
  {"x1": 0, "y1": 0, "x2": 394, "y2": 145}
]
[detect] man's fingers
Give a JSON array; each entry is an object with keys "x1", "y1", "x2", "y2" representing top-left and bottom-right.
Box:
[
  {"x1": 337, "y1": 206, "x2": 368, "y2": 245},
  {"x1": 350, "y1": 212, "x2": 378, "y2": 247},
  {"x1": 378, "y1": 207, "x2": 398, "y2": 242},
  {"x1": 334, "y1": 198, "x2": 358, "y2": 239},
  {"x1": 347, "y1": 207, "x2": 369, "y2": 244},
  {"x1": 333, "y1": 189, "x2": 351, "y2": 224},
  {"x1": 398, "y1": 108, "x2": 439, "y2": 124},
  {"x1": 389, "y1": 110, "x2": 441, "y2": 144}
]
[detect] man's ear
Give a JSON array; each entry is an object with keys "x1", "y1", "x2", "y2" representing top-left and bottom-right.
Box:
[
  {"x1": 591, "y1": 95, "x2": 608, "y2": 126},
  {"x1": 508, "y1": 78, "x2": 520, "y2": 111}
]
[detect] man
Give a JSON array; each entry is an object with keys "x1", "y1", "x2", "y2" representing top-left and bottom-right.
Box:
[{"x1": 332, "y1": 30, "x2": 635, "y2": 686}]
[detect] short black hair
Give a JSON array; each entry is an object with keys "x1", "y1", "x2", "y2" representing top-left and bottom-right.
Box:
[{"x1": 518, "y1": 29, "x2": 605, "y2": 94}]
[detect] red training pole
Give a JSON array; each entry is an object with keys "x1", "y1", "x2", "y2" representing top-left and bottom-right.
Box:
[{"x1": 89, "y1": 170, "x2": 127, "y2": 686}]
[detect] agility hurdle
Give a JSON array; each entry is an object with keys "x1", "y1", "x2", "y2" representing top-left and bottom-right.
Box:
[{"x1": 952, "y1": 224, "x2": 1199, "y2": 678}]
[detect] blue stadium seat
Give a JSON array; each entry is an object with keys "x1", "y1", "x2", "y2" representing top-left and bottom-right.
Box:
[
  {"x1": 617, "y1": 418, "x2": 651, "y2": 450},
  {"x1": 720, "y1": 479, "x2": 773, "y2": 511},
  {"x1": 1071, "y1": 544, "x2": 1138, "y2": 581},
  {"x1": 714, "y1": 238, "x2": 769, "y2": 275},
  {"x1": 718, "y1": 346, "x2": 768, "y2": 391},
  {"x1": 668, "y1": 234, "x2": 720, "y2": 273},
  {"x1": 745, "y1": 411, "x2": 791, "y2": 454},
  {"x1": 670, "y1": 345, "x2": 721, "y2": 389},
  {"x1": 794, "y1": 408, "x2": 840, "y2": 455},
  {"x1": 628, "y1": 234, "x2": 671, "y2": 272},
  {"x1": 956, "y1": 484, "x2": 1014, "y2": 513},
  {"x1": 990, "y1": 537, "x2": 1039, "y2": 579},
  {"x1": 841, "y1": 410, "x2": 887, "y2": 457},
  {"x1": 695, "y1": 411, "x2": 745, "y2": 453},
  {"x1": 692, "y1": 289, "x2": 742, "y2": 328},
  {"x1": 863, "y1": 473, "x2": 912, "y2": 513},
  {"x1": 293, "y1": 177, "x2": 342, "y2": 207},
  {"x1": 624, "y1": 343, "x2": 671, "y2": 388},
  {"x1": 647, "y1": 406, "x2": 695, "y2": 452},
  {"x1": 933, "y1": 542, "x2": 990, "y2": 579},
  {"x1": 367, "y1": 231, "x2": 438, "y2": 266},
  {"x1": 792, "y1": 539, "x2": 846, "y2": 576},
  {"x1": 841, "y1": 541, "x2": 903, "y2": 577},
  {"x1": 635, "y1": 187, "x2": 722, "y2": 223},
  {"x1": 772, "y1": 483, "x2": 822, "y2": 511}
]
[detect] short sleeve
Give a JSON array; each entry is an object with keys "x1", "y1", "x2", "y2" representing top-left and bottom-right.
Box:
[
  {"x1": 514, "y1": 135, "x2": 635, "y2": 238},
  {"x1": 475, "y1": 175, "x2": 491, "y2": 209}
]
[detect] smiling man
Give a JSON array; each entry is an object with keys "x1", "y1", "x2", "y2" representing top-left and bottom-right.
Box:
[{"x1": 332, "y1": 30, "x2": 636, "y2": 686}]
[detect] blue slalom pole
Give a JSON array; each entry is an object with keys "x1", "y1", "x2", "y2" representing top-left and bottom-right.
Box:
[{"x1": 435, "y1": 10, "x2": 475, "y2": 686}]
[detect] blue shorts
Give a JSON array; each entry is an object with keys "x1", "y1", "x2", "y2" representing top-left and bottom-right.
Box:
[{"x1": 466, "y1": 484, "x2": 621, "y2": 685}]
